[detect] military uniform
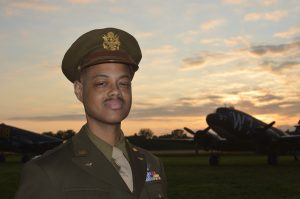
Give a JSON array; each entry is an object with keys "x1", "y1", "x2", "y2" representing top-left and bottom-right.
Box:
[
  {"x1": 15, "y1": 126, "x2": 167, "y2": 199},
  {"x1": 15, "y1": 28, "x2": 168, "y2": 199}
]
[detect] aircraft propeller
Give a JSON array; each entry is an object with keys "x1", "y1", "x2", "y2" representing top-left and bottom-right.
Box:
[{"x1": 184, "y1": 126, "x2": 211, "y2": 153}]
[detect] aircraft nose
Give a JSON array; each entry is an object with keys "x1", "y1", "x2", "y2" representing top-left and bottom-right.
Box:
[
  {"x1": 206, "y1": 113, "x2": 218, "y2": 126},
  {"x1": 206, "y1": 113, "x2": 226, "y2": 126}
]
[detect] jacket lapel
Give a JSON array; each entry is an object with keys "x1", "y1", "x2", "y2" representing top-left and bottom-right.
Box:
[
  {"x1": 71, "y1": 127, "x2": 129, "y2": 192},
  {"x1": 126, "y1": 141, "x2": 147, "y2": 198}
]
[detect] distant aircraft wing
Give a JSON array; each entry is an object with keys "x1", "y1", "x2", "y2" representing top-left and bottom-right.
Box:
[{"x1": 277, "y1": 134, "x2": 300, "y2": 151}]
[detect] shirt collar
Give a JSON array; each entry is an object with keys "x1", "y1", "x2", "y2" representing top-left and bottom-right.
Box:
[{"x1": 85, "y1": 124, "x2": 129, "y2": 161}]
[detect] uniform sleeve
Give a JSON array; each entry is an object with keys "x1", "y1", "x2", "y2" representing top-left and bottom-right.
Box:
[{"x1": 14, "y1": 161, "x2": 60, "y2": 199}]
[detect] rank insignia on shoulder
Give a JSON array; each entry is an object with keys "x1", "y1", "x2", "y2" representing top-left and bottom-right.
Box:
[
  {"x1": 138, "y1": 157, "x2": 144, "y2": 160},
  {"x1": 146, "y1": 170, "x2": 161, "y2": 182},
  {"x1": 132, "y1": 147, "x2": 138, "y2": 152}
]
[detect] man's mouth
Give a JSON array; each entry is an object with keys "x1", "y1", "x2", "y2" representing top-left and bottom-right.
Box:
[{"x1": 105, "y1": 98, "x2": 124, "y2": 110}]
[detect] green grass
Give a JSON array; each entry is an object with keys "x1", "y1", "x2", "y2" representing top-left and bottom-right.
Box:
[
  {"x1": 0, "y1": 155, "x2": 22, "y2": 199},
  {"x1": 1, "y1": 154, "x2": 300, "y2": 199},
  {"x1": 161, "y1": 154, "x2": 300, "y2": 199}
]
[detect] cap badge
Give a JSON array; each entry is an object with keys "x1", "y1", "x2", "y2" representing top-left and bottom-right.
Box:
[{"x1": 102, "y1": 32, "x2": 120, "y2": 51}]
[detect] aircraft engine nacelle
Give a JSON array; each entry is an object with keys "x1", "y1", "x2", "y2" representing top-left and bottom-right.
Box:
[{"x1": 194, "y1": 131, "x2": 221, "y2": 151}]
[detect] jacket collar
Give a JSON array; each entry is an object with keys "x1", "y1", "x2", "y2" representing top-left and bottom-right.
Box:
[
  {"x1": 71, "y1": 127, "x2": 129, "y2": 191},
  {"x1": 71, "y1": 126, "x2": 147, "y2": 196},
  {"x1": 126, "y1": 141, "x2": 147, "y2": 197}
]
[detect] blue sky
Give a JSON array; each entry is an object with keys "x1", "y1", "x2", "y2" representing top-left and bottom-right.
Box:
[{"x1": 0, "y1": 0, "x2": 299, "y2": 135}]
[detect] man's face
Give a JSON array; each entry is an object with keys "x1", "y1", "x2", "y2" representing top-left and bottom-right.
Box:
[{"x1": 74, "y1": 63, "x2": 132, "y2": 125}]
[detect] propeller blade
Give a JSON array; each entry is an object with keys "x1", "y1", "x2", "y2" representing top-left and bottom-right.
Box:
[
  {"x1": 255, "y1": 121, "x2": 275, "y2": 132},
  {"x1": 263, "y1": 121, "x2": 275, "y2": 131},
  {"x1": 184, "y1": 127, "x2": 195, "y2": 135}
]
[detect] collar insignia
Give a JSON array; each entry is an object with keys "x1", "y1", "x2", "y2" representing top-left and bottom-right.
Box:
[{"x1": 102, "y1": 32, "x2": 120, "y2": 51}]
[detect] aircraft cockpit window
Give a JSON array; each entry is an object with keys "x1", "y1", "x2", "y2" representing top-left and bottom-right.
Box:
[
  {"x1": 216, "y1": 108, "x2": 228, "y2": 114},
  {"x1": 219, "y1": 115, "x2": 227, "y2": 121}
]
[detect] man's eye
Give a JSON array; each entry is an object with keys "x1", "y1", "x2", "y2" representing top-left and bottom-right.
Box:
[
  {"x1": 95, "y1": 82, "x2": 107, "y2": 87},
  {"x1": 119, "y1": 82, "x2": 131, "y2": 88}
]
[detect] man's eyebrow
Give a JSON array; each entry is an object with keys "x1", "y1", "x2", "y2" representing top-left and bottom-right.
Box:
[
  {"x1": 119, "y1": 75, "x2": 131, "y2": 80},
  {"x1": 91, "y1": 74, "x2": 131, "y2": 79},
  {"x1": 92, "y1": 74, "x2": 109, "y2": 79}
]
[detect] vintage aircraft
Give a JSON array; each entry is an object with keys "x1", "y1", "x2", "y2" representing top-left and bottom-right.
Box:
[
  {"x1": 290, "y1": 120, "x2": 300, "y2": 135},
  {"x1": 184, "y1": 107, "x2": 300, "y2": 165},
  {"x1": 0, "y1": 123, "x2": 62, "y2": 162}
]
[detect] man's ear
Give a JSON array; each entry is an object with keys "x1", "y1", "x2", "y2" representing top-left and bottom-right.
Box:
[{"x1": 74, "y1": 81, "x2": 83, "y2": 102}]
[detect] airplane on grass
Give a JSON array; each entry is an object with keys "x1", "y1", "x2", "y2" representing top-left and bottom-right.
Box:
[
  {"x1": 0, "y1": 123, "x2": 62, "y2": 162},
  {"x1": 184, "y1": 107, "x2": 300, "y2": 166}
]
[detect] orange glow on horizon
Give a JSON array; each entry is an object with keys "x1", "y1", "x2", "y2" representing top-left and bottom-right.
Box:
[{"x1": 2, "y1": 114, "x2": 298, "y2": 136}]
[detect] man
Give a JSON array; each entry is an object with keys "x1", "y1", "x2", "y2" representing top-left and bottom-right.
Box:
[{"x1": 15, "y1": 28, "x2": 168, "y2": 199}]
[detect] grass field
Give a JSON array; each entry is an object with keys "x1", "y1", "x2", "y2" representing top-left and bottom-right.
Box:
[
  {"x1": 164, "y1": 153, "x2": 300, "y2": 199},
  {"x1": 1, "y1": 153, "x2": 300, "y2": 199}
]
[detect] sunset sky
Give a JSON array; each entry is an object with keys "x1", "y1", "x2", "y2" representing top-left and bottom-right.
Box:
[{"x1": 0, "y1": 0, "x2": 299, "y2": 135}]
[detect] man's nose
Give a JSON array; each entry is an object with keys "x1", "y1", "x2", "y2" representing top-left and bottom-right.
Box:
[{"x1": 108, "y1": 83, "x2": 121, "y2": 97}]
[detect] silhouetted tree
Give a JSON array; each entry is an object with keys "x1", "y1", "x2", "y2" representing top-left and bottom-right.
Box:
[
  {"x1": 158, "y1": 129, "x2": 187, "y2": 139},
  {"x1": 42, "y1": 131, "x2": 55, "y2": 137},
  {"x1": 56, "y1": 129, "x2": 76, "y2": 140},
  {"x1": 137, "y1": 128, "x2": 154, "y2": 139},
  {"x1": 171, "y1": 129, "x2": 187, "y2": 139}
]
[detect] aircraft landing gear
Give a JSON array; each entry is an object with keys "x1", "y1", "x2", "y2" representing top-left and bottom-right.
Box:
[
  {"x1": 209, "y1": 153, "x2": 220, "y2": 166},
  {"x1": 195, "y1": 143, "x2": 199, "y2": 155},
  {"x1": 294, "y1": 155, "x2": 298, "y2": 161},
  {"x1": 268, "y1": 152, "x2": 278, "y2": 165}
]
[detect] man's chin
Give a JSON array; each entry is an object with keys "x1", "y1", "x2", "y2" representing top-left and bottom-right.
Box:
[{"x1": 85, "y1": 109, "x2": 130, "y2": 124}]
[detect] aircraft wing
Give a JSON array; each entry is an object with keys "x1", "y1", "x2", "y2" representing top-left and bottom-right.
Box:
[
  {"x1": 276, "y1": 135, "x2": 300, "y2": 152},
  {"x1": 0, "y1": 123, "x2": 62, "y2": 154}
]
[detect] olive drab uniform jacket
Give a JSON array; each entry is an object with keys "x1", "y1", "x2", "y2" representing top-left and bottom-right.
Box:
[{"x1": 15, "y1": 126, "x2": 168, "y2": 199}]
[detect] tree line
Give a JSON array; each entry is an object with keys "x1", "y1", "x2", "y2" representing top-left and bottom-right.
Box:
[{"x1": 42, "y1": 128, "x2": 188, "y2": 140}]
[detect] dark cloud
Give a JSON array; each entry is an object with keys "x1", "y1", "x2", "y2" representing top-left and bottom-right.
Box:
[
  {"x1": 233, "y1": 100, "x2": 300, "y2": 117},
  {"x1": 130, "y1": 96, "x2": 300, "y2": 121},
  {"x1": 180, "y1": 41, "x2": 300, "y2": 70},
  {"x1": 249, "y1": 41, "x2": 300, "y2": 56},
  {"x1": 6, "y1": 94, "x2": 299, "y2": 126},
  {"x1": 207, "y1": 95, "x2": 223, "y2": 100},
  {"x1": 261, "y1": 60, "x2": 300, "y2": 72},
  {"x1": 182, "y1": 56, "x2": 205, "y2": 67},
  {"x1": 7, "y1": 114, "x2": 85, "y2": 121},
  {"x1": 129, "y1": 103, "x2": 217, "y2": 119},
  {"x1": 295, "y1": 36, "x2": 300, "y2": 41},
  {"x1": 254, "y1": 94, "x2": 283, "y2": 102}
]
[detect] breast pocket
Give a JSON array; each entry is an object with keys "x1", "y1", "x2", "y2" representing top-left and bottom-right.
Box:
[
  {"x1": 64, "y1": 187, "x2": 110, "y2": 199},
  {"x1": 146, "y1": 182, "x2": 166, "y2": 199}
]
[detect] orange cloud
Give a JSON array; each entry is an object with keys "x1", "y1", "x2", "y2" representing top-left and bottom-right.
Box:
[
  {"x1": 222, "y1": 0, "x2": 247, "y2": 5},
  {"x1": 200, "y1": 19, "x2": 225, "y2": 31},
  {"x1": 201, "y1": 36, "x2": 251, "y2": 47},
  {"x1": 274, "y1": 26, "x2": 300, "y2": 38},
  {"x1": 67, "y1": 0, "x2": 96, "y2": 4},
  {"x1": 244, "y1": 10, "x2": 287, "y2": 22}
]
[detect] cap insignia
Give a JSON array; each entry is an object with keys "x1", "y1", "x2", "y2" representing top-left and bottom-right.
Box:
[{"x1": 102, "y1": 32, "x2": 120, "y2": 51}]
